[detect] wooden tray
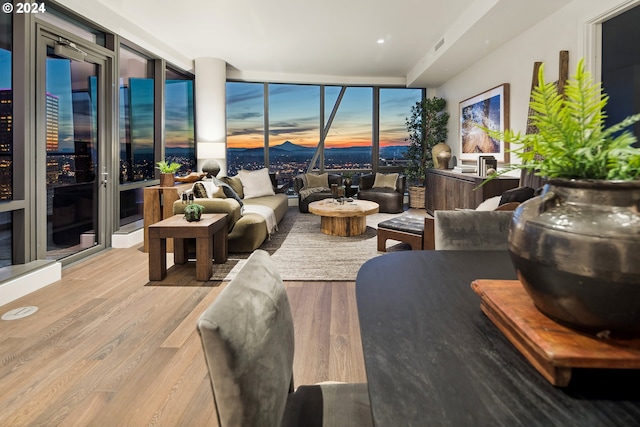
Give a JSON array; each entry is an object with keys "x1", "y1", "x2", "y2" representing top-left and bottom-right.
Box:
[{"x1": 471, "y1": 279, "x2": 640, "y2": 387}]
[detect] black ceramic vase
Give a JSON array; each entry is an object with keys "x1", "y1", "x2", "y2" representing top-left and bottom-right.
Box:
[{"x1": 508, "y1": 179, "x2": 640, "y2": 337}]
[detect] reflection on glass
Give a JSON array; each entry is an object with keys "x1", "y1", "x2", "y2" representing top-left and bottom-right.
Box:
[
  {"x1": 0, "y1": 211, "x2": 11, "y2": 267},
  {"x1": 165, "y1": 68, "x2": 195, "y2": 174},
  {"x1": 120, "y1": 187, "x2": 144, "y2": 226},
  {"x1": 379, "y1": 88, "x2": 423, "y2": 167},
  {"x1": 324, "y1": 86, "x2": 373, "y2": 170},
  {"x1": 46, "y1": 51, "x2": 99, "y2": 260},
  {"x1": 119, "y1": 46, "x2": 154, "y2": 184},
  {"x1": 0, "y1": 11, "x2": 12, "y2": 202},
  {"x1": 226, "y1": 82, "x2": 265, "y2": 175}
]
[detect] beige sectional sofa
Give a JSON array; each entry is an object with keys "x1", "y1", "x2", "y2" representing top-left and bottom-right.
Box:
[{"x1": 173, "y1": 172, "x2": 288, "y2": 252}]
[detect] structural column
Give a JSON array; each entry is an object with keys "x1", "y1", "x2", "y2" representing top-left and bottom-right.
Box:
[{"x1": 195, "y1": 57, "x2": 227, "y2": 175}]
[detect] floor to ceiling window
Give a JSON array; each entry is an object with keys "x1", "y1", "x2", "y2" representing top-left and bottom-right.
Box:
[
  {"x1": 118, "y1": 45, "x2": 155, "y2": 226},
  {"x1": 165, "y1": 67, "x2": 195, "y2": 173},
  {"x1": 44, "y1": 48, "x2": 100, "y2": 260},
  {"x1": 323, "y1": 86, "x2": 373, "y2": 170},
  {"x1": 0, "y1": 11, "x2": 10, "y2": 267},
  {"x1": 379, "y1": 88, "x2": 423, "y2": 167},
  {"x1": 119, "y1": 46, "x2": 155, "y2": 184},
  {"x1": 602, "y1": 4, "x2": 640, "y2": 147},
  {"x1": 227, "y1": 81, "x2": 424, "y2": 188},
  {"x1": 226, "y1": 82, "x2": 265, "y2": 175},
  {"x1": 268, "y1": 83, "x2": 319, "y2": 180}
]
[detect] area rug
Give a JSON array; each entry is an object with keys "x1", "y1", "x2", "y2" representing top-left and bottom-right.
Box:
[{"x1": 206, "y1": 207, "x2": 411, "y2": 282}]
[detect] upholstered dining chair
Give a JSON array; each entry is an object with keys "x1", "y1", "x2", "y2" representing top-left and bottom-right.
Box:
[{"x1": 197, "y1": 250, "x2": 373, "y2": 427}]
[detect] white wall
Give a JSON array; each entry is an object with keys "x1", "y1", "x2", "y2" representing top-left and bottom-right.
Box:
[{"x1": 436, "y1": 0, "x2": 640, "y2": 167}]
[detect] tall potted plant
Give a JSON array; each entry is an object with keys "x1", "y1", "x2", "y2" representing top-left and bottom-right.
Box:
[
  {"x1": 484, "y1": 59, "x2": 640, "y2": 337},
  {"x1": 404, "y1": 97, "x2": 449, "y2": 208},
  {"x1": 156, "y1": 160, "x2": 181, "y2": 187}
]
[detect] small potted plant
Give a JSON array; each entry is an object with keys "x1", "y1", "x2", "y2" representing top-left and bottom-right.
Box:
[
  {"x1": 404, "y1": 97, "x2": 449, "y2": 208},
  {"x1": 183, "y1": 203, "x2": 205, "y2": 222},
  {"x1": 483, "y1": 58, "x2": 640, "y2": 337},
  {"x1": 156, "y1": 160, "x2": 181, "y2": 187}
]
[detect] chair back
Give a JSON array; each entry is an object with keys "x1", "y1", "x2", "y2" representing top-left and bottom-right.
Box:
[
  {"x1": 434, "y1": 210, "x2": 513, "y2": 250},
  {"x1": 197, "y1": 250, "x2": 295, "y2": 427}
]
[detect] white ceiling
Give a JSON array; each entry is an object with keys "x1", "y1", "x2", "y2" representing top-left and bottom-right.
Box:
[{"x1": 89, "y1": 0, "x2": 572, "y2": 86}]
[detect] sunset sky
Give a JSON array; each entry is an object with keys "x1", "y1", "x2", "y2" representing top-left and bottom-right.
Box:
[{"x1": 226, "y1": 82, "x2": 421, "y2": 150}]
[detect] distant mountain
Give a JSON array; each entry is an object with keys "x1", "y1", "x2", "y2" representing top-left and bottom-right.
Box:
[
  {"x1": 271, "y1": 141, "x2": 314, "y2": 152},
  {"x1": 228, "y1": 140, "x2": 408, "y2": 159}
]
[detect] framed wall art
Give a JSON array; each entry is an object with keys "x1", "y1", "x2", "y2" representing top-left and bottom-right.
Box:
[{"x1": 459, "y1": 83, "x2": 510, "y2": 163}]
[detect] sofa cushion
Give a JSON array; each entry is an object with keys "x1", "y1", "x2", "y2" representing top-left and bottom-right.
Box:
[
  {"x1": 244, "y1": 193, "x2": 289, "y2": 223},
  {"x1": 239, "y1": 168, "x2": 276, "y2": 199},
  {"x1": 373, "y1": 172, "x2": 398, "y2": 189},
  {"x1": 305, "y1": 173, "x2": 329, "y2": 189},
  {"x1": 220, "y1": 176, "x2": 245, "y2": 199}
]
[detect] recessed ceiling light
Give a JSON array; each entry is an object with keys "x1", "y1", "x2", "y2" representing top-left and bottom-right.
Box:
[{"x1": 377, "y1": 39, "x2": 385, "y2": 44}]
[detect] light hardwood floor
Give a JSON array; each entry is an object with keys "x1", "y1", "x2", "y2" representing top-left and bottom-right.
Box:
[{"x1": 0, "y1": 246, "x2": 367, "y2": 426}]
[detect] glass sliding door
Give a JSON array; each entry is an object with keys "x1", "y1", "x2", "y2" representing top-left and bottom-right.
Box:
[{"x1": 39, "y1": 30, "x2": 109, "y2": 262}]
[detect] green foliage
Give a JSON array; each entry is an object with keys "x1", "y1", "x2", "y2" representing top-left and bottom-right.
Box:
[
  {"x1": 183, "y1": 203, "x2": 205, "y2": 221},
  {"x1": 156, "y1": 160, "x2": 181, "y2": 174},
  {"x1": 404, "y1": 97, "x2": 450, "y2": 185},
  {"x1": 484, "y1": 58, "x2": 640, "y2": 180},
  {"x1": 184, "y1": 203, "x2": 205, "y2": 215}
]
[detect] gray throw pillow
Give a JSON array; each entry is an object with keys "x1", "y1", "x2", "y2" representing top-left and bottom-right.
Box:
[
  {"x1": 305, "y1": 173, "x2": 329, "y2": 188},
  {"x1": 373, "y1": 172, "x2": 398, "y2": 189}
]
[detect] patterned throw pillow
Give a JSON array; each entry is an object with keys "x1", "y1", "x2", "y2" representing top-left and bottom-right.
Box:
[{"x1": 192, "y1": 182, "x2": 208, "y2": 198}]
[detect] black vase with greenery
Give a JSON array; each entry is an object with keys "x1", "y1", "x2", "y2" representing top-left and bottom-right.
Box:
[{"x1": 404, "y1": 97, "x2": 449, "y2": 186}]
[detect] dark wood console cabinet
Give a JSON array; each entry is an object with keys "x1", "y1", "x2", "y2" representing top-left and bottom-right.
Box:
[{"x1": 425, "y1": 168, "x2": 520, "y2": 215}]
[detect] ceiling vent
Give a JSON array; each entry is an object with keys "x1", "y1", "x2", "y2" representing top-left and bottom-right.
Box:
[{"x1": 434, "y1": 37, "x2": 445, "y2": 52}]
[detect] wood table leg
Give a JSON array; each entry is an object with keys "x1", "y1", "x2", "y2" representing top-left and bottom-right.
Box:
[
  {"x1": 320, "y1": 216, "x2": 367, "y2": 236},
  {"x1": 148, "y1": 237, "x2": 167, "y2": 281},
  {"x1": 213, "y1": 226, "x2": 228, "y2": 264},
  {"x1": 195, "y1": 236, "x2": 213, "y2": 281},
  {"x1": 173, "y1": 238, "x2": 188, "y2": 265}
]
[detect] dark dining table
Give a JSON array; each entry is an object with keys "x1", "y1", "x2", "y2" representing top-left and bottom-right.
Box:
[{"x1": 356, "y1": 251, "x2": 640, "y2": 427}]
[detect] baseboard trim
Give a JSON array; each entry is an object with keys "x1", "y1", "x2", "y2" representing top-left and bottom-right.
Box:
[
  {"x1": 0, "y1": 262, "x2": 62, "y2": 307},
  {"x1": 112, "y1": 228, "x2": 144, "y2": 248}
]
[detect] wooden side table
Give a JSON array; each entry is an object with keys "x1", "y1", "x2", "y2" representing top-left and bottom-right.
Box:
[
  {"x1": 143, "y1": 184, "x2": 191, "y2": 252},
  {"x1": 148, "y1": 214, "x2": 228, "y2": 281}
]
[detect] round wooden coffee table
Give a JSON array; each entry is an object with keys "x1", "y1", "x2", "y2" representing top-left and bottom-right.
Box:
[{"x1": 308, "y1": 199, "x2": 379, "y2": 236}]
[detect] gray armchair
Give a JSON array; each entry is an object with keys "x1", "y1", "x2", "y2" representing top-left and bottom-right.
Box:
[
  {"x1": 293, "y1": 173, "x2": 343, "y2": 213},
  {"x1": 197, "y1": 250, "x2": 373, "y2": 427},
  {"x1": 357, "y1": 173, "x2": 406, "y2": 213},
  {"x1": 433, "y1": 210, "x2": 514, "y2": 250}
]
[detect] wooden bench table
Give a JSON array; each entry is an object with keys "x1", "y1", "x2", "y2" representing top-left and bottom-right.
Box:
[{"x1": 148, "y1": 213, "x2": 228, "y2": 281}]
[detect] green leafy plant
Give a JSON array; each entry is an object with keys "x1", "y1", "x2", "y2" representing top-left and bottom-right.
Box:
[
  {"x1": 156, "y1": 160, "x2": 181, "y2": 174},
  {"x1": 483, "y1": 58, "x2": 640, "y2": 180},
  {"x1": 404, "y1": 97, "x2": 450, "y2": 185},
  {"x1": 183, "y1": 203, "x2": 205, "y2": 221}
]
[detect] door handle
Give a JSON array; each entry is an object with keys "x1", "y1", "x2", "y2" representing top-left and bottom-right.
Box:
[{"x1": 101, "y1": 170, "x2": 108, "y2": 188}]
